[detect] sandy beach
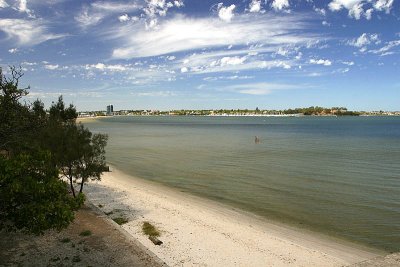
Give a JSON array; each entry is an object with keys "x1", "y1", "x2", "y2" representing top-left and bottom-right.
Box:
[{"x1": 84, "y1": 166, "x2": 384, "y2": 267}]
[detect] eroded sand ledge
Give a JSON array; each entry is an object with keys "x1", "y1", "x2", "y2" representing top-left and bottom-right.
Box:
[{"x1": 85, "y1": 166, "x2": 383, "y2": 267}]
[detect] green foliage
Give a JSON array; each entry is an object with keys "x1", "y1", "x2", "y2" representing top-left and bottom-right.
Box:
[
  {"x1": 113, "y1": 217, "x2": 128, "y2": 225},
  {"x1": 142, "y1": 222, "x2": 160, "y2": 237},
  {"x1": 0, "y1": 152, "x2": 81, "y2": 234},
  {"x1": 0, "y1": 66, "x2": 106, "y2": 234}
]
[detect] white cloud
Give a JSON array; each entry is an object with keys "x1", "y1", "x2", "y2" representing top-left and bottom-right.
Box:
[
  {"x1": 309, "y1": 58, "x2": 332, "y2": 66},
  {"x1": 76, "y1": 1, "x2": 142, "y2": 28},
  {"x1": 342, "y1": 61, "x2": 354, "y2": 65},
  {"x1": 143, "y1": 0, "x2": 185, "y2": 28},
  {"x1": 110, "y1": 14, "x2": 319, "y2": 59},
  {"x1": 374, "y1": 0, "x2": 394, "y2": 13},
  {"x1": 225, "y1": 82, "x2": 299, "y2": 95},
  {"x1": 217, "y1": 3, "x2": 235, "y2": 22},
  {"x1": 212, "y1": 56, "x2": 247, "y2": 67},
  {"x1": 75, "y1": 7, "x2": 104, "y2": 28},
  {"x1": 314, "y1": 7, "x2": 326, "y2": 16},
  {"x1": 8, "y1": 48, "x2": 18, "y2": 53},
  {"x1": 348, "y1": 3, "x2": 364, "y2": 19},
  {"x1": 180, "y1": 67, "x2": 188, "y2": 73},
  {"x1": 85, "y1": 63, "x2": 128, "y2": 71},
  {"x1": 369, "y1": 40, "x2": 400, "y2": 55},
  {"x1": 44, "y1": 64, "x2": 59, "y2": 70},
  {"x1": 13, "y1": 0, "x2": 34, "y2": 17},
  {"x1": 328, "y1": 0, "x2": 394, "y2": 19},
  {"x1": 271, "y1": 0, "x2": 289, "y2": 11},
  {"x1": 133, "y1": 91, "x2": 176, "y2": 97},
  {"x1": 322, "y1": 21, "x2": 330, "y2": 26},
  {"x1": 118, "y1": 14, "x2": 130, "y2": 22},
  {"x1": 0, "y1": 18, "x2": 66, "y2": 46},
  {"x1": 348, "y1": 33, "x2": 380, "y2": 49},
  {"x1": 0, "y1": 0, "x2": 9, "y2": 8},
  {"x1": 249, "y1": 0, "x2": 262, "y2": 13}
]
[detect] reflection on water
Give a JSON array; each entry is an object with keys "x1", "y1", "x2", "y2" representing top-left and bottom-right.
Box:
[{"x1": 85, "y1": 116, "x2": 400, "y2": 252}]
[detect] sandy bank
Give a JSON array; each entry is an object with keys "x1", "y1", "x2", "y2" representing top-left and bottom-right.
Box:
[{"x1": 85, "y1": 167, "x2": 383, "y2": 267}]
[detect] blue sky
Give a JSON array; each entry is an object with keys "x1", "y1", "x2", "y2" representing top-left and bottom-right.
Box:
[{"x1": 0, "y1": 0, "x2": 399, "y2": 111}]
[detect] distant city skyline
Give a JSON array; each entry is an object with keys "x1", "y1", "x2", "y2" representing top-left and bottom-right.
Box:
[{"x1": 0, "y1": 0, "x2": 399, "y2": 111}]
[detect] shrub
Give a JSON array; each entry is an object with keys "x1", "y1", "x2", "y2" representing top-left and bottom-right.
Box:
[{"x1": 142, "y1": 222, "x2": 160, "y2": 237}]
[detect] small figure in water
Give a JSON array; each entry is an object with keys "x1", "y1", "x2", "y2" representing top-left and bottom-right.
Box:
[{"x1": 255, "y1": 136, "x2": 260, "y2": 144}]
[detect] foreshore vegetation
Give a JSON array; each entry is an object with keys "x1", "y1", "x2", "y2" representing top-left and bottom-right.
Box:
[{"x1": 0, "y1": 66, "x2": 108, "y2": 234}]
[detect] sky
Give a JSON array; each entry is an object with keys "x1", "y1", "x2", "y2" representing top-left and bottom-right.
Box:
[{"x1": 0, "y1": 0, "x2": 399, "y2": 111}]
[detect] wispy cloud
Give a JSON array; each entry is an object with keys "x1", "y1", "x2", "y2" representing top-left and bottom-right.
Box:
[
  {"x1": 0, "y1": 18, "x2": 66, "y2": 46},
  {"x1": 75, "y1": 1, "x2": 142, "y2": 28},
  {"x1": 0, "y1": 0, "x2": 9, "y2": 8},
  {"x1": 369, "y1": 39, "x2": 400, "y2": 56},
  {"x1": 223, "y1": 82, "x2": 300, "y2": 95},
  {"x1": 110, "y1": 13, "x2": 319, "y2": 59}
]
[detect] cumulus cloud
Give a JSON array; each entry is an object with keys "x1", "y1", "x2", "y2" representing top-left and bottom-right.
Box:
[
  {"x1": 328, "y1": 0, "x2": 394, "y2": 19},
  {"x1": 271, "y1": 0, "x2": 290, "y2": 11},
  {"x1": 348, "y1": 33, "x2": 380, "y2": 51},
  {"x1": 216, "y1": 3, "x2": 235, "y2": 22},
  {"x1": 118, "y1": 14, "x2": 130, "y2": 22},
  {"x1": 143, "y1": 0, "x2": 185, "y2": 28},
  {"x1": 374, "y1": 0, "x2": 394, "y2": 13},
  {"x1": 248, "y1": 0, "x2": 262, "y2": 13},
  {"x1": 0, "y1": 18, "x2": 66, "y2": 46},
  {"x1": 110, "y1": 14, "x2": 318, "y2": 59},
  {"x1": 8, "y1": 48, "x2": 18, "y2": 53},
  {"x1": 309, "y1": 58, "x2": 332, "y2": 66}
]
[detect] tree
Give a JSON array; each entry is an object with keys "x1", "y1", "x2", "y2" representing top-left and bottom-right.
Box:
[
  {"x1": 0, "y1": 152, "x2": 83, "y2": 234},
  {"x1": 53, "y1": 123, "x2": 108, "y2": 197},
  {"x1": 0, "y1": 66, "x2": 84, "y2": 234}
]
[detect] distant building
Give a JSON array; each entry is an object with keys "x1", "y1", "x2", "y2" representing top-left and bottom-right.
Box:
[{"x1": 106, "y1": 104, "x2": 114, "y2": 115}]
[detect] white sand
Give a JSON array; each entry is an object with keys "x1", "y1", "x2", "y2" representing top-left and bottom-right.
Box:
[{"x1": 85, "y1": 167, "x2": 382, "y2": 267}]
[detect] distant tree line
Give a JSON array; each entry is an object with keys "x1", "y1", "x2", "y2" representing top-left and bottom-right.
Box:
[{"x1": 0, "y1": 66, "x2": 108, "y2": 234}]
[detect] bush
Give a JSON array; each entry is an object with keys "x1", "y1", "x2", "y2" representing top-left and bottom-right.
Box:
[{"x1": 142, "y1": 222, "x2": 160, "y2": 237}]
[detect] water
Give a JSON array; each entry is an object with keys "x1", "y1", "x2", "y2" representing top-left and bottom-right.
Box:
[{"x1": 85, "y1": 116, "x2": 400, "y2": 252}]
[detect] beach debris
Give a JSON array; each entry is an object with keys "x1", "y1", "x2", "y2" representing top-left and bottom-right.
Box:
[{"x1": 149, "y1": 236, "x2": 163, "y2": 245}]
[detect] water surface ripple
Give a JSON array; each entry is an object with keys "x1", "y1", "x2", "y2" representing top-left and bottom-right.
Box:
[{"x1": 86, "y1": 116, "x2": 400, "y2": 252}]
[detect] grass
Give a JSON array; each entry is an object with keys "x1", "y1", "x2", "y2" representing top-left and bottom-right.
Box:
[
  {"x1": 142, "y1": 222, "x2": 160, "y2": 237},
  {"x1": 79, "y1": 230, "x2": 92, "y2": 237},
  {"x1": 60, "y1": 237, "x2": 71, "y2": 243},
  {"x1": 112, "y1": 217, "x2": 128, "y2": 225}
]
